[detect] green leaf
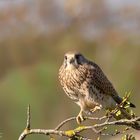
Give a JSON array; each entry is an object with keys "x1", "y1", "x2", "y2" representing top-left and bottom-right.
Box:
[{"x1": 116, "y1": 110, "x2": 121, "y2": 116}]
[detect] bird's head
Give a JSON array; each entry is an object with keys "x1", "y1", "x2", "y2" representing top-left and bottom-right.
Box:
[{"x1": 63, "y1": 52, "x2": 87, "y2": 70}]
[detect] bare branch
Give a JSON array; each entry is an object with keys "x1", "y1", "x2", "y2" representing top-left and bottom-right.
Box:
[
  {"x1": 26, "y1": 105, "x2": 30, "y2": 130},
  {"x1": 55, "y1": 117, "x2": 76, "y2": 130},
  {"x1": 55, "y1": 116, "x2": 107, "y2": 131},
  {"x1": 18, "y1": 106, "x2": 140, "y2": 140}
]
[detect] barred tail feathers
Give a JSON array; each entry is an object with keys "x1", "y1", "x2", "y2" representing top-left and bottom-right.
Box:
[{"x1": 112, "y1": 94, "x2": 136, "y2": 108}]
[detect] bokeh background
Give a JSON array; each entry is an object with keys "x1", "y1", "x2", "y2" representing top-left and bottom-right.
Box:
[{"x1": 0, "y1": 0, "x2": 140, "y2": 140}]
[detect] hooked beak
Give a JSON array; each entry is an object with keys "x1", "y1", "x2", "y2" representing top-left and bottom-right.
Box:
[{"x1": 69, "y1": 58, "x2": 75, "y2": 64}]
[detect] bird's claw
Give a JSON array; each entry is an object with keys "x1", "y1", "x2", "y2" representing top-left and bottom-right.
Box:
[
  {"x1": 76, "y1": 111, "x2": 84, "y2": 124},
  {"x1": 90, "y1": 106, "x2": 102, "y2": 113}
]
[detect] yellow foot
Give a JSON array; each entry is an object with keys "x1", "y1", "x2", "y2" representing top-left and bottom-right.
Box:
[
  {"x1": 90, "y1": 106, "x2": 102, "y2": 113},
  {"x1": 76, "y1": 111, "x2": 84, "y2": 124}
]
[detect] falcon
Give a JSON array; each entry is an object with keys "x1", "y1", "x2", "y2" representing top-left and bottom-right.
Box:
[{"x1": 58, "y1": 52, "x2": 135, "y2": 124}]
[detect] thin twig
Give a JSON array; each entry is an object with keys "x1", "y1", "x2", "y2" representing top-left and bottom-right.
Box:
[
  {"x1": 79, "y1": 117, "x2": 140, "y2": 131},
  {"x1": 26, "y1": 105, "x2": 30, "y2": 130},
  {"x1": 55, "y1": 116, "x2": 107, "y2": 131},
  {"x1": 55, "y1": 117, "x2": 76, "y2": 130},
  {"x1": 84, "y1": 116, "x2": 107, "y2": 121}
]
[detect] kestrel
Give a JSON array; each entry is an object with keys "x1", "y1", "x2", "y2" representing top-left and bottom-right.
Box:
[{"x1": 59, "y1": 52, "x2": 135, "y2": 124}]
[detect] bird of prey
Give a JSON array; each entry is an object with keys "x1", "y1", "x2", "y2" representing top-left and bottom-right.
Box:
[{"x1": 58, "y1": 52, "x2": 135, "y2": 124}]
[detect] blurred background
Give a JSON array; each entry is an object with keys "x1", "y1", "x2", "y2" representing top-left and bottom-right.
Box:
[{"x1": 0, "y1": 0, "x2": 140, "y2": 140}]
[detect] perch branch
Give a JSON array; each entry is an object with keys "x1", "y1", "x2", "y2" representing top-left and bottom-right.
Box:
[
  {"x1": 18, "y1": 106, "x2": 140, "y2": 140},
  {"x1": 55, "y1": 116, "x2": 107, "y2": 130}
]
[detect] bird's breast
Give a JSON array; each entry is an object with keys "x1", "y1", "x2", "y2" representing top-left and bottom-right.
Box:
[{"x1": 59, "y1": 65, "x2": 88, "y2": 100}]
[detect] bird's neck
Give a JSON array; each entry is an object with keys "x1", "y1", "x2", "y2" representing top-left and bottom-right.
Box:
[{"x1": 65, "y1": 65, "x2": 77, "y2": 71}]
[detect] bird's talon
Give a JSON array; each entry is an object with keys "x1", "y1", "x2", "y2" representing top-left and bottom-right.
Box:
[
  {"x1": 90, "y1": 106, "x2": 101, "y2": 113},
  {"x1": 76, "y1": 113, "x2": 84, "y2": 124}
]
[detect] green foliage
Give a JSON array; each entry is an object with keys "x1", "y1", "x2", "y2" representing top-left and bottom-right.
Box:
[
  {"x1": 116, "y1": 110, "x2": 122, "y2": 117},
  {"x1": 74, "y1": 126, "x2": 85, "y2": 132},
  {"x1": 122, "y1": 92, "x2": 136, "y2": 118},
  {"x1": 121, "y1": 134, "x2": 136, "y2": 140},
  {"x1": 65, "y1": 130, "x2": 75, "y2": 137},
  {"x1": 110, "y1": 91, "x2": 136, "y2": 119}
]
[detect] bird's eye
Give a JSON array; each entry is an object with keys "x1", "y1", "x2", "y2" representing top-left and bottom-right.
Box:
[{"x1": 64, "y1": 55, "x2": 67, "y2": 60}]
